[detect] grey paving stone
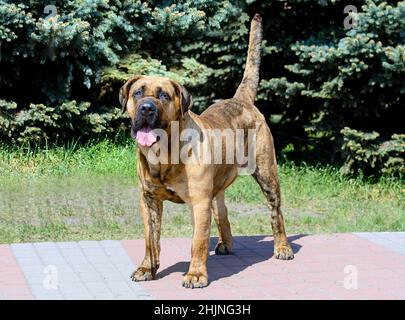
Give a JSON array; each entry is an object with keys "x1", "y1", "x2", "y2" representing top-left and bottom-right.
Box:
[
  {"x1": 35, "y1": 293, "x2": 65, "y2": 300},
  {"x1": 67, "y1": 255, "x2": 89, "y2": 263},
  {"x1": 109, "y1": 251, "x2": 132, "y2": 263},
  {"x1": 13, "y1": 240, "x2": 153, "y2": 300},
  {"x1": 32, "y1": 289, "x2": 63, "y2": 297},
  {"x1": 370, "y1": 238, "x2": 395, "y2": 246},
  {"x1": 356, "y1": 232, "x2": 377, "y2": 239},
  {"x1": 70, "y1": 264, "x2": 96, "y2": 274},
  {"x1": 106, "y1": 280, "x2": 133, "y2": 293},
  {"x1": 12, "y1": 244, "x2": 45, "y2": 278},
  {"x1": 103, "y1": 245, "x2": 129, "y2": 255},
  {"x1": 27, "y1": 270, "x2": 74, "y2": 284},
  {"x1": 37, "y1": 250, "x2": 63, "y2": 257},
  {"x1": 85, "y1": 247, "x2": 110, "y2": 256},
  {"x1": 44, "y1": 264, "x2": 74, "y2": 274},
  {"x1": 109, "y1": 258, "x2": 134, "y2": 269},
  {"x1": 30, "y1": 284, "x2": 62, "y2": 295},
  {"x1": 99, "y1": 272, "x2": 124, "y2": 282},
  {"x1": 129, "y1": 287, "x2": 151, "y2": 297},
  {"x1": 78, "y1": 272, "x2": 103, "y2": 282},
  {"x1": 118, "y1": 282, "x2": 153, "y2": 299},
  {"x1": 56, "y1": 242, "x2": 81, "y2": 250},
  {"x1": 61, "y1": 248, "x2": 86, "y2": 255},
  {"x1": 114, "y1": 263, "x2": 135, "y2": 276},
  {"x1": 34, "y1": 242, "x2": 58, "y2": 250},
  {"x1": 41, "y1": 257, "x2": 67, "y2": 266},
  {"x1": 115, "y1": 293, "x2": 141, "y2": 300},
  {"x1": 27, "y1": 275, "x2": 47, "y2": 285},
  {"x1": 58, "y1": 282, "x2": 89, "y2": 294},
  {"x1": 378, "y1": 232, "x2": 405, "y2": 242},
  {"x1": 62, "y1": 251, "x2": 87, "y2": 262},
  {"x1": 100, "y1": 240, "x2": 122, "y2": 248},
  {"x1": 91, "y1": 262, "x2": 116, "y2": 272},
  {"x1": 135, "y1": 290, "x2": 155, "y2": 297},
  {"x1": 85, "y1": 255, "x2": 110, "y2": 264},
  {"x1": 94, "y1": 292, "x2": 116, "y2": 300},
  {"x1": 78, "y1": 241, "x2": 100, "y2": 248},
  {"x1": 19, "y1": 265, "x2": 46, "y2": 275},
  {"x1": 11, "y1": 243, "x2": 34, "y2": 251},
  {"x1": 85, "y1": 281, "x2": 113, "y2": 294},
  {"x1": 61, "y1": 255, "x2": 87, "y2": 263},
  {"x1": 11, "y1": 250, "x2": 37, "y2": 258},
  {"x1": 15, "y1": 257, "x2": 44, "y2": 267},
  {"x1": 385, "y1": 244, "x2": 405, "y2": 254},
  {"x1": 109, "y1": 261, "x2": 135, "y2": 272},
  {"x1": 64, "y1": 292, "x2": 94, "y2": 300},
  {"x1": 109, "y1": 261, "x2": 135, "y2": 271},
  {"x1": 355, "y1": 232, "x2": 405, "y2": 255},
  {"x1": 58, "y1": 272, "x2": 81, "y2": 283},
  {"x1": 393, "y1": 239, "x2": 405, "y2": 245},
  {"x1": 394, "y1": 232, "x2": 405, "y2": 237}
]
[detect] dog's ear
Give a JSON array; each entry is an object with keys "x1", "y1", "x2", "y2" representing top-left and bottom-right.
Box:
[
  {"x1": 171, "y1": 80, "x2": 192, "y2": 118},
  {"x1": 119, "y1": 75, "x2": 142, "y2": 112}
]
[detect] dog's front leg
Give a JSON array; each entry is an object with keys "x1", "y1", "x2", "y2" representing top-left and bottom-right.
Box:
[
  {"x1": 182, "y1": 199, "x2": 212, "y2": 288},
  {"x1": 131, "y1": 192, "x2": 163, "y2": 282}
]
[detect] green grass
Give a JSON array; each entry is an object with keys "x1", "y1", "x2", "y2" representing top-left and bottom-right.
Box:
[
  {"x1": 0, "y1": 139, "x2": 404, "y2": 243},
  {"x1": 0, "y1": 139, "x2": 136, "y2": 178}
]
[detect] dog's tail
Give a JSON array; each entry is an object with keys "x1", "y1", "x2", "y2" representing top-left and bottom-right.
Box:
[{"x1": 233, "y1": 14, "x2": 263, "y2": 104}]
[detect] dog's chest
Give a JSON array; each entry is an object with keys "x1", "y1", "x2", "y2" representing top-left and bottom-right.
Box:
[
  {"x1": 162, "y1": 182, "x2": 184, "y2": 203},
  {"x1": 142, "y1": 158, "x2": 185, "y2": 203},
  {"x1": 161, "y1": 168, "x2": 187, "y2": 202}
]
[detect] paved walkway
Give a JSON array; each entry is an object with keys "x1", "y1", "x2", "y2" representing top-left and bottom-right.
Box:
[{"x1": 1, "y1": 232, "x2": 405, "y2": 300}]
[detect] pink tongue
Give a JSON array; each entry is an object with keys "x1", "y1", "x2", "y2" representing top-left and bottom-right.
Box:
[{"x1": 136, "y1": 127, "x2": 158, "y2": 147}]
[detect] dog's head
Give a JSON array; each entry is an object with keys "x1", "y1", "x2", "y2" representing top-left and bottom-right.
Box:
[{"x1": 119, "y1": 75, "x2": 192, "y2": 147}]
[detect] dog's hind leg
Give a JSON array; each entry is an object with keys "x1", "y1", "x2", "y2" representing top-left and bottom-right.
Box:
[
  {"x1": 213, "y1": 190, "x2": 233, "y2": 255},
  {"x1": 131, "y1": 192, "x2": 163, "y2": 281},
  {"x1": 252, "y1": 124, "x2": 294, "y2": 260}
]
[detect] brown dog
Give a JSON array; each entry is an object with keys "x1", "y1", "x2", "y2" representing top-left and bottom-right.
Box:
[{"x1": 119, "y1": 14, "x2": 294, "y2": 289}]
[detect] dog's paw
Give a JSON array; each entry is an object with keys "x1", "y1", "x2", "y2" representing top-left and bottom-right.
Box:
[
  {"x1": 182, "y1": 272, "x2": 208, "y2": 289},
  {"x1": 131, "y1": 267, "x2": 154, "y2": 282},
  {"x1": 215, "y1": 242, "x2": 232, "y2": 255},
  {"x1": 274, "y1": 244, "x2": 294, "y2": 260}
]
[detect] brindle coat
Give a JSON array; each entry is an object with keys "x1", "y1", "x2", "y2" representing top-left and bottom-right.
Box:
[{"x1": 119, "y1": 14, "x2": 294, "y2": 288}]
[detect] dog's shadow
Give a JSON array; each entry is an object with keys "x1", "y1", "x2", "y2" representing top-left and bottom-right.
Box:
[{"x1": 155, "y1": 234, "x2": 305, "y2": 283}]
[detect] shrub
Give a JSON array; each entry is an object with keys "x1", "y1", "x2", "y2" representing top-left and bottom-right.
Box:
[
  {"x1": 265, "y1": 0, "x2": 405, "y2": 175},
  {"x1": 341, "y1": 127, "x2": 405, "y2": 177},
  {"x1": 0, "y1": 0, "x2": 403, "y2": 177},
  {"x1": 0, "y1": 99, "x2": 125, "y2": 143}
]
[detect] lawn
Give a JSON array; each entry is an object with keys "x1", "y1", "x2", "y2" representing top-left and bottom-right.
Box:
[{"x1": 0, "y1": 139, "x2": 404, "y2": 243}]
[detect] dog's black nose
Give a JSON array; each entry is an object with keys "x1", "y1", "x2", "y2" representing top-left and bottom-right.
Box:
[{"x1": 139, "y1": 103, "x2": 156, "y2": 114}]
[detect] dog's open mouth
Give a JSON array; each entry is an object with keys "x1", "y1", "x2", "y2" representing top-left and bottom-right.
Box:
[{"x1": 135, "y1": 126, "x2": 159, "y2": 147}]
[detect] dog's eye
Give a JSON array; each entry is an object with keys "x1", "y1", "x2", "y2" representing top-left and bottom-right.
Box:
[
  {"x1": 159, "y1": 91, "x2": 170, "y2": 101},
  {"x1": 133, "y1": 89, "x2": 143, "y2": 99}
]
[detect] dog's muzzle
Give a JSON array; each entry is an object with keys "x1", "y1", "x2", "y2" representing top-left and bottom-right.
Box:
[{"x1": 131, "y1": 99, "x2": 161, "y2": 147}]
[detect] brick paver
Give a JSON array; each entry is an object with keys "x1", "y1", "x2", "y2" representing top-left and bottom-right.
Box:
[
  {"x1": 123, "y1": 233, "x2": 405, "y2": 300},
  {"x1": 1, "y1": 232, "x2": 405, "y2": 300},
  {"x1": 354, "y1": 232, "x2": 405, "y2": 256},
  {"x1": 11, "y1": 240, "x2": 152, "y2": 300},
  {"x1": 0, "y1": 245, "x2": 33, "y2": 300}
]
